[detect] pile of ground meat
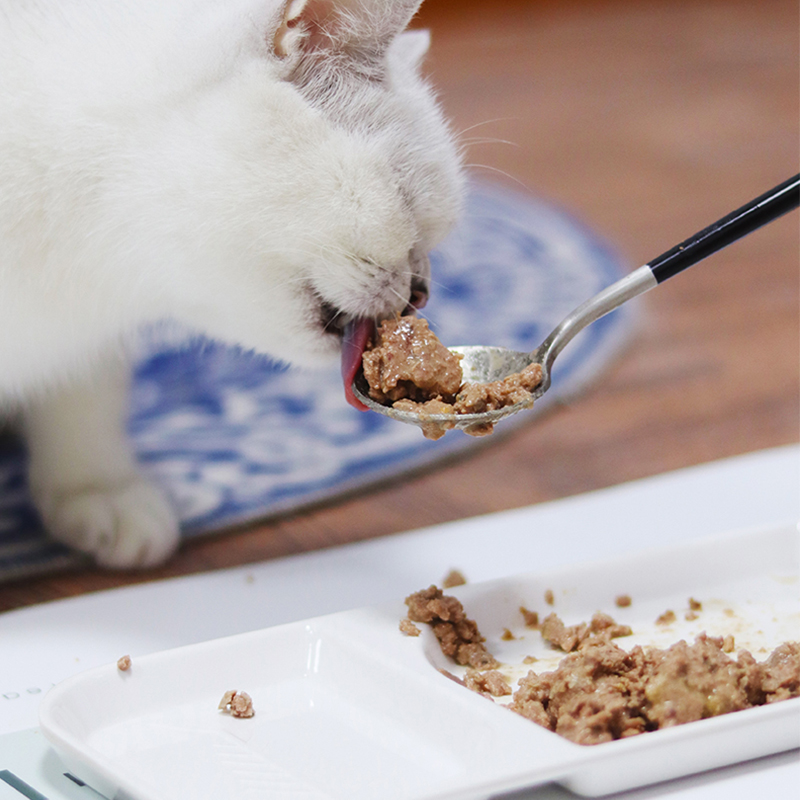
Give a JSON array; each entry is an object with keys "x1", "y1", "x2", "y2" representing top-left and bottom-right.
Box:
[
  {"x1": 511, "y1": 634, "x2": 800, "y2": 745},
  {"x1": 362, "y1": 316, "x2": 543, "y2": 439},
  {"x1": 403, "y1": 587, "x2": 800, "y2": 746}
]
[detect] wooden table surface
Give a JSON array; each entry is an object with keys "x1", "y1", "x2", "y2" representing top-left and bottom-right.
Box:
[{"x1": 1, "y1": 0, "x2": 797, "y2": 612}]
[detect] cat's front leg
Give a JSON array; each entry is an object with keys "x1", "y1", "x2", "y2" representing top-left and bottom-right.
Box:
[{"x1": 23, "y1": 358, "x2": 180, "y2": 568}]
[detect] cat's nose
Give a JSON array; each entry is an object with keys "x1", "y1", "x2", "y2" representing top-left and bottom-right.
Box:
[
  {"x1": 406, "y1": 250, "x2": 430, "y2": 311},
  {"x1": 408, "y1": 277, "x2": 429, "y2": 310}
]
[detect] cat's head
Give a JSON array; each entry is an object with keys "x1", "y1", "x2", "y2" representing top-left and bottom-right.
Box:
[{"x1": 183, "y1": 0, "x2": 464, "y2": 374}]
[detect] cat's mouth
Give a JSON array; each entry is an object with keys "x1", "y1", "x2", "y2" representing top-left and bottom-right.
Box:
[
  {"x1": 318, "y1": 286, "x2": 429, "y2": 412},
  {"x1": 341, "y1": 317, "x2": 375, "y2": 411},
  {"x1": 313, "y1": 298, "x2": 371, "y2": 411}
]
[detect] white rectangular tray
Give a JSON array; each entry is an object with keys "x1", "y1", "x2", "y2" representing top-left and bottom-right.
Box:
[{"x1": 39, "y1": 522, "x2": 800, "y2": 800}]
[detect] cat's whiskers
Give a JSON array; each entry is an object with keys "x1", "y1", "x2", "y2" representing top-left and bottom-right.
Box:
[
  {"x1": 457, "y1": 117, "x2": 520, "y2": 136},
  {"x1": 464, "y1": 162, "x2": 527, "y2": 190},
  {"x1": 321, "y1": 307, "x2": 348, "y2": 335},
  {"x1": 386, "y1": 285, "x2": 438, "y2": 331},
  {"x1": 402, "y1": 266, "x2": 448, "y2": 295},
  {"x1": 459, "y1": 136, "x2": 519, "y2": 148}
]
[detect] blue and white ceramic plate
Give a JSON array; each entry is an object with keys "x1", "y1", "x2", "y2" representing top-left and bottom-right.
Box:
[{"x1": 0, "y1": 180, "x2": 636, "y2": 580}]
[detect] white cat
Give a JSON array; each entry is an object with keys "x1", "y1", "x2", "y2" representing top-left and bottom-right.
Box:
[{"x1": 0, "y1": 0, "x2": 464, "y2": 568}]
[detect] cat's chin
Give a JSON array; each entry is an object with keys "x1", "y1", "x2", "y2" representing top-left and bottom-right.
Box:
[{"x1": 271, "y1": 322, "x2": 347, "y2": 371}]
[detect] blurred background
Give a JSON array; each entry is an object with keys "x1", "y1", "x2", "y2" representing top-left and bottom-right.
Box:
[{"x1": 1, "y1": 0, "x2": 797, "y2": 610}]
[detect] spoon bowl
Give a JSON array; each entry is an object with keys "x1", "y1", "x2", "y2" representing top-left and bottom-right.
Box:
[{"x1": 352, "y1": 344, "x2": 543, "y2": 436}]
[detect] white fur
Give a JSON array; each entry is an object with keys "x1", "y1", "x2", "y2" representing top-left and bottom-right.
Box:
[{"x1": 0, "y1": 0, "x2": 464, "y2": 567}]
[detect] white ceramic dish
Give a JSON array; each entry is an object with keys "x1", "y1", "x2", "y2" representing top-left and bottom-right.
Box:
[{"x1": 39, "y1": 523, "x2": 800, "y2": 800}]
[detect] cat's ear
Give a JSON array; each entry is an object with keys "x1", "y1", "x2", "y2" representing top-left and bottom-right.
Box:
[
  {"x1": 389, "y1": 29, "x2": 430, "y2": 72},
  {"x1": 271, "y1": 0, "x2": 424, "y2": 62}
]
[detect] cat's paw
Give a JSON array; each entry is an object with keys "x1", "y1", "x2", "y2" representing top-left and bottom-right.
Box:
[{"x1": 41, "y1": 479, "x2": 180, "y2": 569}]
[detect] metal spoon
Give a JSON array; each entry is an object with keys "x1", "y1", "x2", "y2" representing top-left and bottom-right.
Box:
[{"x1": 352, "y1": 174, "x2": 800, "y2": 436}]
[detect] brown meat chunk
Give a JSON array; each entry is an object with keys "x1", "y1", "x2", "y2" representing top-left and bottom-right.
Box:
[
  {"x1": 644, "y1": 634, "x2": 750, "y2": 727},
  {"x1": 540, "y1": 612, "x2": 632, "y2": 652},
  {"x1": 740, "y1": 641, "x2": 800, "y2": 703},
  {"x1": 615, "y1": 595, "x2": 632, "y2": 608},
  {"x1": 399, "y1": 618, "x2": 421, "y2": 637},
  {"x1": 362, "y1": 316, "x2": 463, "y2": 403},
  {"x1": 465, "y1": 669, "x2": 512, "y2": 697},
  {"x1": 405, "y1": 585, "x2": 499, "y2": 669},
  {"x1": 218, "y1": 690, "x2": 255, "y2": 718},
  {"x1": 520, "y1": 606, "x2": 540, "y2": 628},
  {"x1": 512, "y1": 640, "x2": 649, "y2": 744},
  {"x1": 761, "y1": 642, "x2": 800, "y2": 701},
  {"x1": 453, "y1": 363, "x2": 543, "y2": 414},
  {"x1": 392, "y1": 398, "x2": 457, "y2": 440},
  {"x1": 442, "y1": 569, "x2": 467, "y2": 588}
]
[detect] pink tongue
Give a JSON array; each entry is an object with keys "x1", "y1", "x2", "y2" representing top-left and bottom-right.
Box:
[{"x1": 342, "y1": 318, "x2": 375, "y2": 411}]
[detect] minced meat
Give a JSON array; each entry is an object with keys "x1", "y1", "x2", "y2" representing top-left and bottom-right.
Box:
[
  {"x1": 453, "y1": 363, "x2": 543, "y2": 414},
  {"x1": 402, "y1": 587, "x2": 800, "y2": 747},
  {"x1": 405, "y1": 585, "x2": 499, "y2": 669},
  {"x1": 540, "y1": 612, "x2": 633, "y2": 652},
  {"x1": 362, "y1": 316, "x2": 463, "y2": 404},
  {"x1": 362, "y1": 315, "x2": 543, "y2": 439},
  {"x1": 511, "y1": 635, "x2": 800, "y2": 745},
  {"x1": 218, "y1": 690, "x2": 255, "y2": 718},
  {"x1": 465, "y1": 669, "x2": 512, "y2": 697}
]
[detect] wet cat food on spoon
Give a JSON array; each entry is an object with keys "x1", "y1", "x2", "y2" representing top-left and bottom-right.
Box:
[{"x1": 359, "y1": 315, "x2": 543, "y2": 439}]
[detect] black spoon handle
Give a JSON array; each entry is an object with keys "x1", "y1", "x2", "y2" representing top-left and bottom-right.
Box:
[
  {"x1": 647, "y1": 174, "x2": 800, "y2": 283},
  {"x1": 537, "y1": 173, "x2": 800, "y2": 372}
]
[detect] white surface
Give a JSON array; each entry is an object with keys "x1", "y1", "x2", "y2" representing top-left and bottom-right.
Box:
[
  {"x1": 1, "y1": 445, "x2": 799, "y2": 799},
  {"x1": 0, "y1": 728, "x2": 107, "y2": 799},
  {"x1": 38, "y1": 523, "x2": 800, "y2": 800}
]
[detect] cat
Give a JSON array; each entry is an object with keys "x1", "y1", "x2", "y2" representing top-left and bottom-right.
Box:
[{"x1": 0, "y1": 0, "x2": 464, "y2": 568}]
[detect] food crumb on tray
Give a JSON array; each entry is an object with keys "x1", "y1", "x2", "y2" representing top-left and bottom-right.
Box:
[
  {"x1": 399, "y1": 618, "x2": 421, "y2": 637},
  {"x1": 116, "y1": 655, "x2": 131, "y2": 671},
  {"x1": 615, "y1": 594, "x2": 632, "y2": 608},
  {"x1": 540, "y1": 611, "x2": 633, "y2": 652},
  {"x1": 520, "y1": 606, "x2": 540, "y2": 628},
  {"x1": 656, "y1": 609, "x2": 677, "y2": 625},
  {"x1": 218, "y1": 689, "x2": 255, "y2": 718},
  {"x1": 442, "y1": 569, "x2": 467, "y2": 588},
  {"x1": 402, "y1": 585, "x2": 800, "y2": 746}
]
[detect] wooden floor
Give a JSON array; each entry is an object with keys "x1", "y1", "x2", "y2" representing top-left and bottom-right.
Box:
[{"x1": 1, "y1": 0, "x2": 798, "y2": 612}]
